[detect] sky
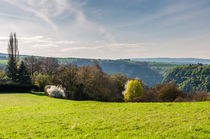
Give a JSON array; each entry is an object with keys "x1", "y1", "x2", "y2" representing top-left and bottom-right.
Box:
[{"x1": 0, "y1": 0, "x2": 210, "y2": 59}]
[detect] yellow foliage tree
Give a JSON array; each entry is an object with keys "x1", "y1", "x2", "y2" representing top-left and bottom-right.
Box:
[{"x1": 123, "y1": 80, "x2": 143, "y2": 102}]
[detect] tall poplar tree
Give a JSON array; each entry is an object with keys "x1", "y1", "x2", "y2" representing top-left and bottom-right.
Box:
[{"x1": 6, "y1": 33, "x2": 19, "y2": 82}]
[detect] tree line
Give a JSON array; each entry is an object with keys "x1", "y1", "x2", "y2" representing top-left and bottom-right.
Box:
[{"x1": 0, "y1": 33, "x2": 208, "y2": 102}]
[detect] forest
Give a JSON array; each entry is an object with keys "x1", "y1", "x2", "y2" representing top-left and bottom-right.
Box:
[{"x1": 163, "y1": 64, "x2": 210, "y2": 92}]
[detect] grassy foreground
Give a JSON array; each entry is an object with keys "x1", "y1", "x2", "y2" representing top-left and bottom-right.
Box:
[{"x1": 0, "y1": 93, "x2": 209, "y2": 138}]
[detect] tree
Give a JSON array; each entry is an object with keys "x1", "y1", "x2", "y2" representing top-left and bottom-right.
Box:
[
  {"x1": 24, "y1": 56, "x2": 42, "y2": 77},
  {"x1": 111, "y1": 73, "x2": 128, "y2": 101},
  {"x1": 6, "y1": 33, "x2": 19, "y2": 82},
  {"x1": 123, "y1": 80, "x2": 143, "y2": 102},
  {"x1": 77, "y1": 65, "x2": 109, "y2": 101},
  {"x1": 52, "y1": 65, "x2": 79, "y2": 98},
  {"x1": 18, "y1": 61, "x2": 31, "y2": 84},
  {"x1": 40, "y1": 57, "x2": 59, "y2": 75}
]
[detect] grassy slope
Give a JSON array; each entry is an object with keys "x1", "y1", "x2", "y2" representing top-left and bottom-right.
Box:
[{"x1": 0, "y1": 93, "x2": 209, "y2": 138}]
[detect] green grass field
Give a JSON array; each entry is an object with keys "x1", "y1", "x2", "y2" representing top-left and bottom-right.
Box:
[
  {"x1": 0, "y1": 93, "x2": 209, "y2": 138},
  {"x1": 0, "y1": 60, "x2": 7, "y2": 65}
]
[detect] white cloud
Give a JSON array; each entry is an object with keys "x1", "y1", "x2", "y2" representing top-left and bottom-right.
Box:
[
  {"x1": 0, "y1": 0, "x2": 209, "y2": 59},
  {"x1": 2, "y1": 0, "x2": 115, "y2": 42},
  {"x1": 0, "y1": 34, "x2": 150, "y2": 58},
  {"x1": 2, "y1": 0, "x2": 59, "y2": 35}
]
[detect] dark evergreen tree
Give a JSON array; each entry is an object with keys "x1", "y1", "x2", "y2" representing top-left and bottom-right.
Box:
[
  {"x1": 18, "y1": 61, "x2": 31, "y2": 84},
  {"x1": 6, "y1": 33, "x2": 19, "y2": 82}
]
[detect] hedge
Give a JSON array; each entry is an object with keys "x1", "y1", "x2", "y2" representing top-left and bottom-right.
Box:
[{"x1": 0, "y1": 82, "x2": 38, "y2": 93}]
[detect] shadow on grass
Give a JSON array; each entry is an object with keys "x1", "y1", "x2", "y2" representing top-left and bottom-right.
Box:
[
  {"x1": 30, "y1": 92, "x2": 45, "y2": 96},
  {"x1": 0, "y1": 92, "x2": 29, "y2": 94},
  {"x1": 0, "y1": 92, "x2": 46, "y2": 97}
]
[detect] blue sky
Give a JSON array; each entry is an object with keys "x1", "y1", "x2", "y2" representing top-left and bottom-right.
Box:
[{"x1": 0, "y1": 0, "x2": 210, "y2": 59}]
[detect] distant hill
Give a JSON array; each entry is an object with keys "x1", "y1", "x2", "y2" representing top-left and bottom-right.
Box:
[
  {"x1": 0, "y1": 53, "x2": 7, "y2": 56},
  {"x1": 131, "y1": 58, "x2": 210, "y2": 65},
  {"x1": 163, "y1": 65, "x2": 210, "y2": 92}
]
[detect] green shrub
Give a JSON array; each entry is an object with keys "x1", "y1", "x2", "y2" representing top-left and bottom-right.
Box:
[
  {"x1": 123, "y1": 80, "x2": 143, "y2": 102},
  {"x1": 34, "y1": 73, "x2": 51, "y2": 91},
  {"x1": 133, "y1": 89, "x2": 158, "y2": 102}
]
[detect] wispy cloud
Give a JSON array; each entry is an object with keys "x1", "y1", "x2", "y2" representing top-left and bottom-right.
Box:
[
  {"x1": 2, "y1": 0, "x2": 115, "y2": 42},
  {"x1": 117, "y1": 0, "x2": 210, "y2": 28},
  {"x1": 0, "y1": 0, "x2": 210, "y2": 59},
  {"x1": 3, "y1": 0, "x2": 60, "y2": 35},
  {"x1": 0, "y1": 34, "x2": 150, "y2": 58}
]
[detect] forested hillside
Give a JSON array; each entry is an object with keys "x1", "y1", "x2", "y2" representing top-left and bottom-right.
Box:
[{"x1": 163, "y1": 65, "x2": 210, "y2": 92}]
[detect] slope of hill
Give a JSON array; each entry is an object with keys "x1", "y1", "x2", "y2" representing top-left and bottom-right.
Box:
[
  {"x1": 163, "y1": 65, "x2": 210, "y2": 92},
  {"x1": 132, "y1": 58, "x2": 210, "y2": 65},
  {"x1": 0, "y1": 93, "x2": 209, "y2": 138}
]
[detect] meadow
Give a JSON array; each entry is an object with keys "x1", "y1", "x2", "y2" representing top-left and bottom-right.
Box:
[{"x1": 0, "y1": 93, "x2": 209, "y2": 138}]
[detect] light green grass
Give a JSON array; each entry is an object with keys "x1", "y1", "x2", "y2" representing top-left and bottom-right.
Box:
[
  {"x1": 58, "y1": 58, "x2": 77, "y2": 62},
  {"x1": 127, "y1": 61, "x2": 137, "y2": 64},
  {"x1": 0, "y1": 93, "x2": 209, "y2": 138},
  {"x1": 0, "y1": 60, "x2": 7, "y2": 65}
]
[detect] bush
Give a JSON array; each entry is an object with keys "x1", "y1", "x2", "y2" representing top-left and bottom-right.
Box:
[
  {"x1": 173, "y1": 91, "x2": 208, "y2": 102},
  {"x1": 45, "y1": 85, "x2": 66, "y2": 98},
  {"x1": 158, "y1": 83, "x2": 184, "y2": 102},
  {"x1": 34, "y1": 73, "x2": 51, "y2": 91},
  {"x1": 133, "y1": 89, "x2": 158, "y2": 102},
  {"x1": 0, "y1": 70, "x2": 9, "y2": 82},
  {"x1": 187, "y1": 92, "x2": 208, "y2": 101},
  {"x1": 123, "y1": 80, "x2": 143, "y2": 102},
  {"x1": 151, "y1": 84, "x2": 165, "y2": 92},
  {"x1": 173, "y1": 97, "x2": 186, "y2": 102},
  {"x1": 0, "y1": 82, "x2": 37, "y2": 93}
]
